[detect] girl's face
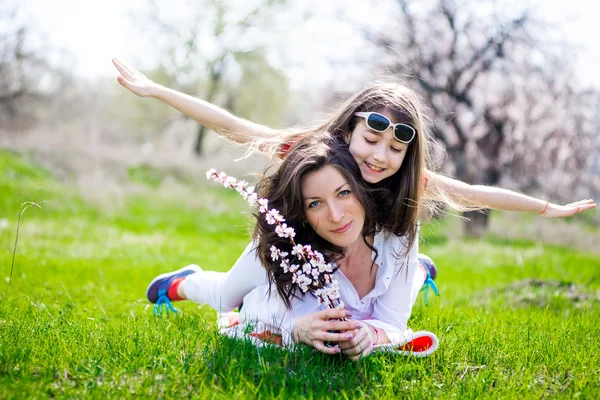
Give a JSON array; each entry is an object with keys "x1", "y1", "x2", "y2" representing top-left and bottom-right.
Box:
[
  {"x1": 301, "y1": 165, "x2": 365, "y2": 248},
  {"x1": 348, "y1": 109, "x2": 409, "y2": 183}
]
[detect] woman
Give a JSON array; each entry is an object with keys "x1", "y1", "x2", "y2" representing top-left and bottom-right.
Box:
[{"x1": 148, "y1": 132, "x2": 435, "y2": 360}]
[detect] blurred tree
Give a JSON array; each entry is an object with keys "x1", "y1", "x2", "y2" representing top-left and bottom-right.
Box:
[
  {"x1": 0, "y1": 2, "x2": 51, "y2": 130},
  {"x1": 136, "y1": 0, "x2": 290, "y2": 156},
  {"x1": 363, "y1": 0, "x2": 598, "y2": 235},
  {"x1": 228, "y1": 49, "x2": 290, "y2": 128}
]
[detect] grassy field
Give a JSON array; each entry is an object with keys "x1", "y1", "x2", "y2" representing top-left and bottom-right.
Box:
[{"x1": 1, "y1": 149, "x2": 599, "y2": 399}]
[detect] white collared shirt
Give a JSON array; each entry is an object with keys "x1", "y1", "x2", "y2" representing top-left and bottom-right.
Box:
[{"x1": 227, "y1": 230, "x2": 422, "y2": 346}]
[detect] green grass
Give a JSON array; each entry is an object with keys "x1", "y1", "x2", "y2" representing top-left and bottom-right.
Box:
[{"x1": 1, "y1": 149, "x2": 599, "y2": 399}]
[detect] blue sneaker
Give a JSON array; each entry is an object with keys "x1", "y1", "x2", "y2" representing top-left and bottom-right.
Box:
[
  {"x1": 146, "y1": 265, "x2": 201, "y2": 316},
  {"x1": 418, "y1": 254, "x2": 439, "y2": 306}
]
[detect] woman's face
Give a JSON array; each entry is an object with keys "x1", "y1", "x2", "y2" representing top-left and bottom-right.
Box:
[
  {"x1": 301, "y1": 165, "x2": 365, "y2": 248},
  {"x1": 348, "y1": 109, "x2": 409, "y2": 183}
]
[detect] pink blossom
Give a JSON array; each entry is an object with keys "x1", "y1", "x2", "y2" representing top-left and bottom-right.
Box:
[
  {"x1": 206, "y1": 168, "x2": 217, "y2": 179},
  {"x1": 247, "y1": 193, "x2": 258, "y2": 206},
  {"x1": 291, "y1": 244, "x2": 304, "y2": 258},
  {"x1": 302, "y1": 263, "x2": 312, "y2": 274},
  {"x1": 224, "y1": 176, "x2": 237, "y2": 188},
  {"x1": 275, "y1": 223, "x2": 295, "y2": 239},
  {"x1": 235, "y1": 180, "x2": 248, "y2": 193},
  {"x1": 268, "y1": 209, "x2": 284, "y2": 223},
  {"x1": 216, "y1": 172, "x2": 228, "y2": 184},
  {"x1": 258, "y1": 198, "x2": 269, "y2": 213},
  {"x1": 270, "y1": 246, "x2": 280, "y2": 261}
]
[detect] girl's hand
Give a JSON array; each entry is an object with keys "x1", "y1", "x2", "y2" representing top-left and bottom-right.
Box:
[
  {"x1": 292, "y1": 309, "x2": 363, "y2": 355},
  {"x1": 338, "y1": 322, "x2": 377, "y2": 361},
  {"x1": 112, "y1": 58, "x2": 159, "y2": 98},
  {"x1": 540, "y1": 199, "x2": 596, "y2": 218}
]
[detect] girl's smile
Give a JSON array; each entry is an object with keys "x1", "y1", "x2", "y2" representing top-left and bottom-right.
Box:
[{"x1": 348, "y1": 109, "x2": 408, "y2": 183}]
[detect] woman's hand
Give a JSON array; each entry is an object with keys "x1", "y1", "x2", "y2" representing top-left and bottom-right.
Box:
[
  {"x1": 292, "y1": 309, "x2": 364, "y2": 355},
  {"x1": 112, "y1": 58, "x2": 159, "y2": 98},
  {"x1": 540, "y1": 199, "x2": 596, "y2": 218},
  {"x1": 338, "y1": 323, "x2": 377, "y2": 361}
]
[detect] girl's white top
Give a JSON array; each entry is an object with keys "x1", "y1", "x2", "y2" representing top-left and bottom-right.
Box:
[{"x1": 222, "y1": 230, "x2": 422, "y2": 346}]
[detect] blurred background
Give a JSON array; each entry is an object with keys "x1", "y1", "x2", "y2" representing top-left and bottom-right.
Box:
[{"x1": 1, "y1": 0, "x2": 599, "y2": 241}]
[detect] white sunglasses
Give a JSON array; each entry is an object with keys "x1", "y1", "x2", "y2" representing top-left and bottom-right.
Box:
[{"x1": 354, "y1": 112, "x2": 416, "y2": 143}]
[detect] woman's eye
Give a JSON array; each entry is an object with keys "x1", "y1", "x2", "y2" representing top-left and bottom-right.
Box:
[
  {"x1": 308, "y1": 200, "x2": 320, "y2": 208},
  {"x1": 338, "y1": 190, "x2": 351, "y2": 197},
  {"x1": 364, "y1": 138, "x2": 376, "y2": 144},
  {"x1": 390, "y1": 147, "x2": 403, "y2": 153}
]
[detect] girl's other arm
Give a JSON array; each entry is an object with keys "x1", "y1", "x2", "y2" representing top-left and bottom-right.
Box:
[
  {"x1": 427, "y1": 171, "x2": 596, "y2": 218},
  {"x1": 112, "y1": 58, "x2": 277, "y2": 143}
]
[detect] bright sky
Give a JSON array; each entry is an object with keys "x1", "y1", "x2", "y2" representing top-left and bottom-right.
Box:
[{"x1": 19, "y1": 0, "x2": 600, "y2": 90}]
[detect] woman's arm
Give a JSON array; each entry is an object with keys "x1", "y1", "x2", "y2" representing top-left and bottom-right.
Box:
[
  {"x1": 426, "y1": 171, "x2": 596, "y2": 218},
  {"x1": 112, "y1": 58, "x2": 278, "y2": 143},
  {"x1": 181, "y1": 241, "x2": 269, "y2": 311}
]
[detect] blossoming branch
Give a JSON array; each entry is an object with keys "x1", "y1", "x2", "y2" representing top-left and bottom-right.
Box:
[{"x1": 206, "y1": 169, "x2": 344, "y2": 310}]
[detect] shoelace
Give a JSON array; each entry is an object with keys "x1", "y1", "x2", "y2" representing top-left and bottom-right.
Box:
[
  {"x1": 153, "y1": 287, "x2": 179, "y2": 316},
  {"x1": 420, "y1": 276, "x2": 439, "y2": 306}
]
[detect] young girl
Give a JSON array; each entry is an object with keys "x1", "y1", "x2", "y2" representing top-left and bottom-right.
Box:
[
  {"x1": 149, "y1": 132, "x2": 437, "y2": 360},
  {"x1": 112, "y1": 58, "x2": 595, "y2": 225}
]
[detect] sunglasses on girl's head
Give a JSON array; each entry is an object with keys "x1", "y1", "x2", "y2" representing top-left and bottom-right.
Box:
[{"x1": 354, "y1": 112, "x2": 416, "y2": 143}]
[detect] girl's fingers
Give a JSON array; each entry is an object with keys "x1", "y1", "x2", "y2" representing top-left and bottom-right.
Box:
[
  {"x1": 313, "y1": 341, "x2": 341, "y2": 355},
  {"x1": 112, "y1": 58, "x2": 131, "y2": 77},
  {"x1": 339, "y1": 333, "x2": 367, "y2": 354},
  {"x1": 111, "y1": 58, "x2": 123, "y2": 72},
  {"x1": 112, "y1": 58, "x2": 139, "y2": 81},
  {"x1": 579, "y1": 204, "x2": 596, "y2": 210},
  {"x1": 115, "y1": 58, "x2": 135, "y2": 77},
  {"x1": 319, "y1": 308, "x2": 351, "y2": 320},
  {"x1": 116, "y1": 76, "x2": 136, "y2": 92},
  {"x1": 318, "y1": 331, "x2": 354, "y2": 343},
  {"x1": 570, "y1": 204, "x2": 596, "y2": 215},
  {"x1": 346, "y1": 342, "x2": 370, "y2": 358},
  {"x1": 567, "y1": 200, "x2": 595, "y2": 208},
  {"x1": 325, "y1": 320, "x2": 363, "y2": 332},
  {"x1": 350, "y1": 349, "x2": 371, "y2": 362},
  {"x1": 349, "y1": 340, "x2": 373, "y2": 361}
]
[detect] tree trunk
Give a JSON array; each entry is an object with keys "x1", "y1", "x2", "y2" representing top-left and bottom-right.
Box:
[
  {"x1": 460, "y1": 162, "x2": 500, "y2": 237},
  {"x1": 450, "y1": 146, "x2": 499, "y2": 238},
  {"x1": 193, "y1": 58, "x2": 226, "y2": 156},
  {"x1": 194, "y1": 124, "x2": 207, "y2": 155}
]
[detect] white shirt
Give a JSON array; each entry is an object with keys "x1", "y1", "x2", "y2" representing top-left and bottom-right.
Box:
[{"x1": 222, "y1": 230, "x2": 423, "y2": 346}]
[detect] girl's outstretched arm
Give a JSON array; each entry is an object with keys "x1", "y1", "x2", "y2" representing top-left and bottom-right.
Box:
[
  {"x1": 427, "y1": 171, "x2": 596, "y2": 218},
  {"x1": 112, "y1": 58, "x2": 278, "y2": 144}
]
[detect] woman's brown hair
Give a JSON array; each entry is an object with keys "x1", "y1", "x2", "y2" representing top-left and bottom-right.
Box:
[{"x1": 252, "y1": 131, "x2": 380, "y2": 309}]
